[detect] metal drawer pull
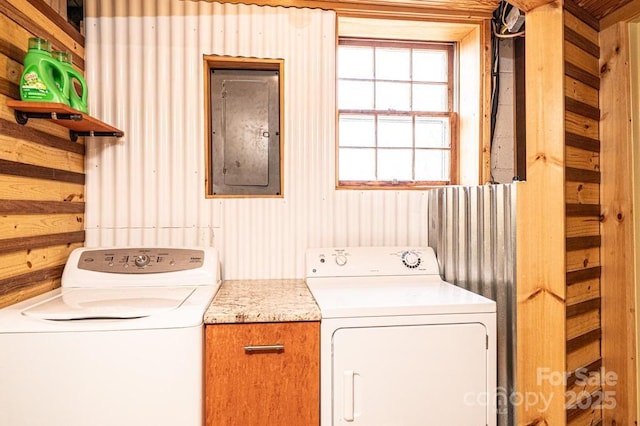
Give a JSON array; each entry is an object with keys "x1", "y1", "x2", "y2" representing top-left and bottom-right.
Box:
[{"x1": 243, "y1": 344, "x2": 285, "y2": 353}]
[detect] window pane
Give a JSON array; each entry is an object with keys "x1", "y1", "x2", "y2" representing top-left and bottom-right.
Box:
[
  {"x1": 415, "y1": 117, "x2": 449, "y2": 148},
  {"x1": 339, "y1": 115, "x2": 375, "y2": 147},
  {"x1": 376, "y1": 48, "x2": 410, "y2": 81},
  {"x1": 378, "y1": 149, "x2": 412, "y2": 181},
  {"x1": 376, "y1": 82, "x2": 410, "y2": 111},
  {"x1": 339, "y1": 80, "x2": 374, "y2": 110},
  {"x1": 415, "y1": 149, "x2": 450, "y2": 181},
  {"x1": 413, "y1": 50, "x2": 448, "y2": 82},
  {"x1": 340, "y1": 148, "x2": 376, "y2": 180},
  {"x1": 338, "y1": 46, "x2": 374, "y2": 79},
  {"x1": 378, "y1": 116, "x2": 412, "y2": 148},
  {"x1": 412, "y1": 84, "x2": 447, "y2": 112}
]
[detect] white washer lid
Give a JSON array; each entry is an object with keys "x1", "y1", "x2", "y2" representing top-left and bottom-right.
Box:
[{"x1": 22, "y1": 287, "x2": 195, "y2": 320}]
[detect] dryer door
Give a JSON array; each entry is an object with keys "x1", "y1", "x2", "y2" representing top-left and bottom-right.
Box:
[
  {"x1": 21, "y1": 287, "x2": 195, "y2": 320},
  {"x1": 332, "y1": 322, "x2": 488, "y2": 425}
]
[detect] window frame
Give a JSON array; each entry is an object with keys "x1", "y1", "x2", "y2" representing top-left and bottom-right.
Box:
[{"x1": 336, "y1": 37, "x2": 458, "y2": 189}]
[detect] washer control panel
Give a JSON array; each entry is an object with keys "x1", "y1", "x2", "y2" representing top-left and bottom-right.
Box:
[{"x1": 78, "y1": 248, "x2": 205, "y2": 274}]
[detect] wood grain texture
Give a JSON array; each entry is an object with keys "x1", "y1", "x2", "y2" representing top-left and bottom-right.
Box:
[
  {"x1": 567, "y1": 339, "x2": 601, "y2": 372},
  {"x1": 0, "y1": 175, "x2": 83, "y2": 201},
  {"x1": 0, "y1": 264, "x2": 64, "y2": 297},
  {"x1": 0, "y1": 242, "x2": 82, "y2": 281},
  {"x1": 566, "y1": 247, "x2": 600, "y2": 272},
  {"x1": 0, "y1": 230, "x2": 84, "y2": 255},
  {"x1": 566, "y1": 235, "x2": 601, "y2": 251},
  {"x1": 565, "y1": 182, "x2": 599, "y2": 204},
  {"x1": 599, "y1": 21, "x2": 638, "y2": 425},
  {"x1": 565, "y1": 61, "x2": 600, "y2": 89},
  {"x1": 565, "y1": 40, "x2": 600, "y2": 76},
  {"x1": 566, "y1": 166, "x2": 600, "y2": 183},
  {"x1": 567, "y1": 311, "x2": 601, "y2": 341},
  {"x1": 566, "y1": 146, "x2": 599, "y2": 171},
  {"x1": 0, "y1": 136, "x2": 85, "y2": 173},
  {"x1": 0, "y1": 159, "x2": 85, "y2": 184},
  {"x1": 565, "y1": 97, "x2": 600, "y2": 121},
  {"x1": 0, "y1": 200, "x2": 85, "y2": 214},
  {"x1": 0, "y1": 213, "x2": 83, "y2": 239},
  {"x1": 565, "y1": 131, "x2": 600, "y2": 152},
  {"x1": 0, "y1": 0, "x2": 87, "y2": 307},
  {"x1": 0, "y1": 275, "x2": 59, "y2": 308},
  {"x1": 565, "y1": 111, "x2": 599, "y2": 140},
  {"x1": 565, "y1": 26, "x2": 600, "y2": 58},
  {"x1": 205, "y1": 322, "x2": 319, "y2": 426},
  {"x1": 0, "y1": 118, "x2": 85, "y2": 155},
  {"x1": 565, "y1": 11, "x2": 599, "y2": 45},
  {"x1": 516, "y1": 3, "x2": 566, "y2": 423},
  {"x1": 566, "y1": 266, "x2": 601, "y2": 285},
  {"x1": 565, "y1": 76, "x2": 599, "y2": 108},
  {"x1": 566, "y1": 278, "x2": 600, "y2": 306},
  {"x1": 566, "y1": 216, "x2": 600, "y2": 237},
  {"x1": 564, "y1": 0, "x2": 600, "y2": 30}
]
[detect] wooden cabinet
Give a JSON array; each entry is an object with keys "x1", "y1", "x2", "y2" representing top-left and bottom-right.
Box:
[{"x1": 205, "y1": 321, "x2": 320, "y2": 426}]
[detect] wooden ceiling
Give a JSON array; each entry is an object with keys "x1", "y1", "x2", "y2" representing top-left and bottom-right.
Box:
[{"x1": 571, "y1": 0, "x2": 633, "y2": 19}]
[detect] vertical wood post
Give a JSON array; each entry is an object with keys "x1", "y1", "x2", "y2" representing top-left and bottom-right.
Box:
[{"x1": 516, "y1": 1, "x2": 567, "y2": 424}]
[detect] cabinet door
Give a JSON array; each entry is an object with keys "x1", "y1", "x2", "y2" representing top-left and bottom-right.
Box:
[
  {"x1": 332, "y1": 323, "x2": 488, "y2": 426},
  {"x1": 205, "y1": 322, "x2": 319, "y2": 426}
]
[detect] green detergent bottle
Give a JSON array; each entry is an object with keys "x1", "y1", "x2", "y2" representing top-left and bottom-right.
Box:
[
  {"x1": 20, "y1": 37, "x2": 69, "y2": 105},
  {"x1": 53, "y1": 50, "x2": 89, "y2": 113}
]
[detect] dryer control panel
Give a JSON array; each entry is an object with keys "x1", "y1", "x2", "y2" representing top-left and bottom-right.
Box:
[{"x1": 77, "y1": 248, "x2": 205, "y2": 274}]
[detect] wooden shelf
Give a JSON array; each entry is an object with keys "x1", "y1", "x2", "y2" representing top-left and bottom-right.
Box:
[{"x1": 6, "y1": 100, "x2": 124, "y2": 142}]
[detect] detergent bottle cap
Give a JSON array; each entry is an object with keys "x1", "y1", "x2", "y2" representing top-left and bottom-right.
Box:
[
  {"x1": 28, "y1": 37, "x2": 51, "y2": 52},
  {"x1": 52, "y1": 50, "x2": 73, "y2": 65}
]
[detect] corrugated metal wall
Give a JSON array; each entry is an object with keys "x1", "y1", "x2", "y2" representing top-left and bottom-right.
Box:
[
  {"x1": 83, "y1": 0, "x2": 430, "y2": 279},
  {"x1": 428, "y1": 183, "x2": 517, "y2": 426}
]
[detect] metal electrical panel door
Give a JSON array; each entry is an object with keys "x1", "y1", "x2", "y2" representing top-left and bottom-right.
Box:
[
  {"x1": 332, "y1": 323, "x2": 488, "y2": 425},
  {"x1": 210, "y1": 69, "x2": 281, "y2": 196}
]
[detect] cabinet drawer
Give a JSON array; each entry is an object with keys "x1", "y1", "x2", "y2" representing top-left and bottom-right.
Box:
[{"x1": 205, "y1": 322, "x2": 319, "y2": 426}]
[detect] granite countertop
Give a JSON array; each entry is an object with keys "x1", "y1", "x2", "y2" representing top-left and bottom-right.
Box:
[{"x1": 204, "y1": 279, "x2": 321, "y2": 324}]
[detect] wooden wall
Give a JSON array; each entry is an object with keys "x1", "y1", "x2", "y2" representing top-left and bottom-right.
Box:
[
  {"x1": 563, "y1": 1, "x2": 604, "y2": 424},
  {"x1": 0, "y1": 0, "x2": 85, "y2": 308}
]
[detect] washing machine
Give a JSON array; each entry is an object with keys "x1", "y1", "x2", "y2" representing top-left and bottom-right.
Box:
[
  {"x1": 305, "y1": 246, "x2": 497, "y2": 426},
  {"x1": 0, "y1": 247, "x2": 221, "y2": 426}
]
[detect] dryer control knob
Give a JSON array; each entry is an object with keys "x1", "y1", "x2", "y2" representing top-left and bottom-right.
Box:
[
  {"x1": 134, "y1": 254, "x2": 151, "y2": 267},
  {"x1": 402, "y1": 251, "x2": 421, "y2": 268},
  {"x1": 335, "y1": 254, "x2": 348, "y2": 266}
]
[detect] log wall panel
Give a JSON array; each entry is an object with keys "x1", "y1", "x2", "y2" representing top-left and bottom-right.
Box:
[
  {"x1": 565, "y1": 76, "x2": 599, "y2": 108},
  {"x1": 563, "y1": 4, "x2": 603, "y2": 423},
  {"x1": 567, "y1": 339, "x2": 602, "y2": 373},
  {"x1": 0, "y1": 136, "x2": 84, "y2": 172},
  {"x1": 566, "y1": 278, "x2": 600, "y2": 306},
  {"x1": 565, "y1": 11, "x2": 598, "y2": 45},
  {"x1": 0, "y1": 213, "x2": 84, "y2": 239},
  {"x1": 0, "y1": 1, "x2": 85, "y2": 307},
  {"x1": 0, "y1": 242, "x2": 82, "y2": 281},
  {"x1": 566, "y1": 146, "x2": 599, "y2": 171},
  {"x1": 566, "y1": 247, "x2": 600, "y2": 272},
  {"x1": 0, "y1": 175, "x2": 84, "y2": 201},
  {"x1": 565, "y1": 182, "x2": 599, "y2": 204},
  {"x1": 565, "y1": 40, "x2": 600, "y2": 76},
  {"x1": 565, "y1": 111, "x2": 599, "y2": 140}
]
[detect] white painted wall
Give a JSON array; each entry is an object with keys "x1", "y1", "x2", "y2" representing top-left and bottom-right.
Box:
[{"x1": 84, "y1": 0, "x2": 430, "y2": 279}]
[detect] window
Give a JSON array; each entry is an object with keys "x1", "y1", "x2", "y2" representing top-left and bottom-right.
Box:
[{"x1": 337, "y1": 38, "x2": 456, "y2": 188}]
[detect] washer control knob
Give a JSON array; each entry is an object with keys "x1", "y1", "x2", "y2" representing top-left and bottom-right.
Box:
[
  {"x1": 402, "y1": 251, "x2": 421, "y2": 268},
  {"x1": 134, "y1": 254, "x2": 151, "y2": 267},
  {"x1": 335, "y1": 254, "x2": 348, "y2": 266}
]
